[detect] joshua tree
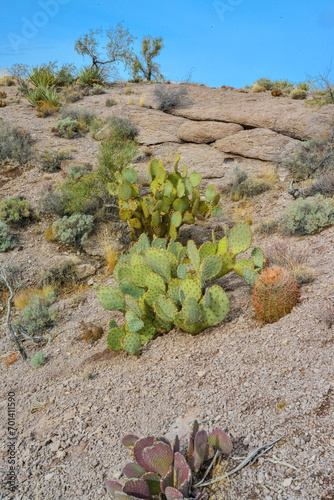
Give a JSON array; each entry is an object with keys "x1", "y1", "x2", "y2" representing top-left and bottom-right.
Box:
[{"x1": 132, "y1": 36, "x2": 164, "y2": 82}]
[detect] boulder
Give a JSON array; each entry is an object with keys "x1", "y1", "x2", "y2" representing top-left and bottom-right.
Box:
[
  {"x1": 177, "y1": 121, "x2": 243, "y2": 143},
  {"x1": 214, "y1": 128, "x2": 301, "y2": 162}
]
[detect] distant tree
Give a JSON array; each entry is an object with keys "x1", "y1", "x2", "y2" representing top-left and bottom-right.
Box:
[
  {"x1": 307, "y1": 64, "x2": 334, "y2": 106},
  {"x1": 132, "y1": 36, "x2": 164, "y2": 82},
  {"x1": 74, "y1": 22, "x2": 136, "y2": 75}
]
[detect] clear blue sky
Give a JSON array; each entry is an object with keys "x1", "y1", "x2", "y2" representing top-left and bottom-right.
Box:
[{"x1": 0, "y1": 0, "x2": 333, "y2": 87}]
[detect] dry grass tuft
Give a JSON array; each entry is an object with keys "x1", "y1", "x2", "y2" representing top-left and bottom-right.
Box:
[
  {"x1": 259, "y1": 165, "x2": 279, "y2": 186},
  {"x1": 139, "y1": 96, "x2": 145, "y2": 106},
  {"x1": 13, "y1": 286, "x2": 54, "y2": 310},
  {"x1": 233, "y1": 199, "x2": 254, "y2": 225}
]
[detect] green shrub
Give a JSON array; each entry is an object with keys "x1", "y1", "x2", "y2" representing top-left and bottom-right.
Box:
[
  {"x1": 39, "y1": 188, "x2": 65, "y2": 216},
  {"x1": 109, "y1": 116, "x2": 139, "y2": 141},
  {"x1": 290, "y1": 88, "x2": 308, "y2": 100},
  {"x1": 97, "y1": 140, "x2": 138, "y2": 184},
  {"x1": 77, "y1": 65, "x2": 107, "y2": 86},
  {"x1": 54, "y1": 63, "x2": 77, "y2": 87},
  {"x1": 308, "y1": 170, "x2": 334, "y2": 197},
  {"x1": 40, "y1": 149, "x2": 71, "y2": 172},
  {"x1": 54, "y1": 117, "x2": 80, "y2": 138},
  {"x1": 283, "y1": 195, "x2": 334, "y2": 235},
  {"x1": 297, "y1": 81, "x2": 311, "y2": 91},
  {"x1": 57, "y1": 174, "x2": 102, "y2": 215},
  {"x1": 0, "y1": 121, "x2": 34, "y2": 164},
  {"x1": 272, "y1": 79, "x2": 294, "y2": 91},
  {"x1": 60, "y1": 106, "x2": 96, "y2": 126},
  {"x1": 254, "y1": 78, "x2": 274, "y2": 90},
  {"x1": 51, "y1": 214, "x2": 95, "y2": 248},
  {"x1": 284, "y1": 129, "x2": 334, "y2": 179},
  {"x1": 0, "y1": 221, "x2": 18, "y2": 252},
  {"x1": 29, "y1": 65, "x2": 56, "y2": 88},
  {"x1": 154, "y1": 85, "x2": 189, "y2": 111},
  {"x1": 68, "y1": 163, "x2": 91, "y2": 180},
  {"x1": 30, "y1": 351, "x2": 46, "y2": 368},
  {"x1": 230, "y1": 168, "x2": 270, "y2": 200},
  {"x1": 0, "y1": 198, "x2": 34, "y2": 226},
  {"x1": 39, "y1": 260, "x2": 77, "y2": 290},
  {"x1": 89, "y1": 84, "x2": 105, "y2": 95},
  {"x1": 18, "y1": 291, "x2": 57, "y2": 336},
  {"x1": 105, "y1": 97, "x2": 117, "y2": 107}
]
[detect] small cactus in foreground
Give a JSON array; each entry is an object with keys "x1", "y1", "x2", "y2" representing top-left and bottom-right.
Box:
[
  {"x1": 252, "y1": 266, "x2": 299, "y2": 323},
  {"x1": 80, "y1": 321, "x2": 104, "y2": 344},
  {"x1": 105, "y1": 420, "x2": 232, "y2": 499}
]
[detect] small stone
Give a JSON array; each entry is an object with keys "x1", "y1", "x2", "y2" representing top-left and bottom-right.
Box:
[
  {"x1": 330, "y1": 439, "x2": 334, "y2": 447},
  {"x1": 44, "y1": 473, "x2": 54, "y2": 481},
  {"x1": 197, "y1": 371, "x2": 206, "y2": 377},
  {"x1": 283, "y1": 478, "x2": 293, "y2": 487},
  {"x1": 56, "y1": 450, "x2": 66, "y2": 459}
]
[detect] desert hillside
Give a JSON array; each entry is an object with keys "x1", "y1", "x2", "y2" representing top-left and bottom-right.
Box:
[{"x1": 0, "y1": 81, "x2": 334, "y2": 500}]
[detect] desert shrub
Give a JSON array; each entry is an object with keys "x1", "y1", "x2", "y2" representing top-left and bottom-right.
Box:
[
  {"x1": 271, "y1": 87, "x2": 283, "y2": 97},
  {"x1": 0, "y1": 121, "x2": 34, "y2": 164},
  {"x1": 77, "y1": 65, "x2": 107, "y2": 86},
  {"x1": 30, "y1": 351, "x2": 46, "y2": 368},
  {"x1": 89, "y1": 84, "x2": 105, "y2": 95},
  {"x1": 57, "y1": 174, "x2": 103, "y2": 215},
  {"x1": 0, "y1": 221, "x2": 18, "y2": 252},
  {"x1": 39, "y1": 187, "x2": 65, "y2": 216},
  {"x1": 29, "y1": 65, "x2": 56, "y2": 88},
  {"x1": 0, "y1": 76, "x2": 15, "y2": 86},
  {"x1": 252, "y1": 84, "x2": 266, "y2": 93},
  {"x1": 26, "y1": 85, "x2": 60, "y2": 115},
  {"x1": 308, "y1": 170, "x2": 334, "y2": 197},
  {"x1": 230, "y1": 168, "x2": 270, "y2": 200},
  {"x1": 322, "y1": 299, "x2": 334, "y2": 328},
  {"x1": 254, "y1": 78, "x2": 274, "y2": 90},
  {"x1": 18, "y1": 291, "x2": 57, "y2": 336},
  {"x1": 108, "y1": 116, "x2": 139, "y2": 141},
  {"x1": 68, "y1": 163, "x2": 91, "y2": 180},
  {"x1": 39, "y1": 260, "x2": 77, "y2": 289},
  {"x1": 54, "y1": 117, "x2": 80, "y2": 138},
  {"x1": 97, "y1": 140, "x2": 138, "y2": 184},
  {"x1": 54, "y1": 63, "x2": 77, "y2": 87},
  {"x1": 105, "y1": 97, "x2": 117, "y2": 107},
  {"x1": 51, "y1": 214, "x2": 94, "y2": 248},
  {"x1": 60, "y1": 86, "x2": 82, "y2": 103},
  {"x1": 154, "y1": 84, "x2": 188, "y2": 111},
  {"x1": 256, "y1": 218, "x2": 278, "y2": 235},
  {"x1": 60, "y1": 106, "x2": 96, "y2": 125},
  {"x1": 290, "y1": 88, "x2": 308, "y2": 100},
  {"x1": 284, "y1": 129, "x2": 334, "y2": 179},
  {"x1": 40, "y1": 149, "x2": 71, "y2": 172},
  {"x1": 297, "y1": 81, "x2": 311, "y2": 91},
  {"x1": 283, "y1": 195, "x2": 334, "y2": 235},
  {"x1": 272, "y1": 79, "x2": 294, "y2": 91},
  {"x1": 0, "y1": 198, "x2": 34, "y2": 227}
]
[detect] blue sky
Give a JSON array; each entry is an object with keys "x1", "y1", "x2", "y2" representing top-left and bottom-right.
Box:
[{"x1": 0, "y1": 0, "x2": 333, "y2": 87}]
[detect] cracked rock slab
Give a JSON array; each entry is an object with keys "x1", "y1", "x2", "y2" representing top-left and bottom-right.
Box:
[{"x1": 177, "y1": 121, "x2": 243, "y2": 143}]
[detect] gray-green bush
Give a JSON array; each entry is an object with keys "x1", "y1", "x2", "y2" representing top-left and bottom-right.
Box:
[
  {"x1": 108, "y1": 116, "x2": 139, "y2": 141},
  {"x1": 51, "y1": 214, "x2": 94, "y2": 248},
  {"x1": 0, "y1": 121, "x2": 34, "y2": 164},
  {"x1": 18, "y1": 292, "x2": 57, "y2": 336},
  {"x1": 230, "y1": 168, "x2": 270, "y2": 199},
  {"x1": 0, "y1": 221, "x2": 18, "y2": 252},
  {"x1": 154, "y1": 84, "x2": 188, "y2": 111},
  {"x1": 30, "y1": 351, "x2": 46, "y2": 368},
  {"x1": 0, "y1": 198, "x2": 34, "y2": 227},
  {"x1": 283, "y1": 195, "x2": 334, "y2": 235},
  {"x1": 40, "y1": 149, "x2": 71, "y2": 172}
]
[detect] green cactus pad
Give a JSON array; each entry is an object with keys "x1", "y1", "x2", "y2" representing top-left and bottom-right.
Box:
[
  {"x1": 217, "y1": 236, "x2": 228, "y2": 255},
  {"x1": 131, "y1": 265, "x2": 152, "y2": 287},
  {"x1": 97, "y1": 287, "x2": 125, "y2": 311},
  {"x1": 251, "y1": 247, "x2": 265, "y2": 269},
  {"x1": 211, "y1": 205, "x2": 222, "y2": 217},
  {"x1": 145, "y1": 272, "x2": 166, "y2": 292},
  {"x1": 113, "y1": 262, "x2": 132, "y2": 283},
  {"x1": 173, "y1": 196, "x2": 190, "y2": 214},
  {"x1": 107, "y1": 327, "x2": 125, "y2": 351},
  {"x1": 142, "y1": 287, "x2": 164, "y2": 307},
  {"x1": 128, "y1": 218, "x2": 142, "y2": 229},
  {"x1": 183, "y1": 296, "x2": 202, "y2": 325},
  {"x1": 218, "y1": 253, "x2": 236, "y2": 277},
  {"x1": 119, "y1": 279, "x2": 145, "y2": 300},
  {"x1": 125, "y1": 311, "x2": 145, "y2": 332},
  {"x1": 171, "y1": 211, "x2": 182, "y2": 228},
  {"x1": 169, "y1": 224, "x2": 177, "y2": 241},
  {"x1": 122, "y1": 332, "x2": 142, "y2": 355},
  {"x1": 205, "y1": 184, "x2": 216, "y2": 202},
  {"x1": 125, "y1": 295, "x2": 143, "y2": 318},
  {"x1": 118, "y1": 183, "x2": 132, "y2": 201},
  {"x1": 182, "y1": 211, "x2": 195, "y2": 225},
  {"x1": 212, "y1": 192, "x2": 221, "y2": 207},
  {"x1": 177, "y1": 179, "x2": 186, "y2": 198},
  {"x1": 199, "y1": 242, "x2": 217, "y2": 261},
  {"x1": 187, "y1": 240, "x2": 200, "y2": 271},
  {"x1": 229, "y1": 222, "x2": 252, "y2": 255},
  {"x1": 146, "y1": 249, "x2": 172, "y2": 282},
  {"x1": 177, "y1": 264, "x2": 187, "y2": 280},
  {"x1": 189, "y1": 172, "x2": 202, "y2": 187},
  {"x1": 119, "y1": 208, "x2": 133, "y2": 220},
  {"x1": 122, "y1": 167, "x2": 138, "y2": 184},
  {"x1": 131, "y1": 253, "x2": 147, "y2": 267},
  {"x1": 180, "y1": 278, "x2": 202, "y2": 302},
  {"x1": 151, "y1": 238, "x2": 167, "y2": 250},
  {"x1": 154, "y1": 296, "x2": 178, "y2": 323},
  {"x1": 197, "y1": 201, "x2": 212, "y2": 217},
  {"x1": 233, "y1": 258, "x2": 255, "y2": 277},
  {"x1": 199, "y1": 255, "x2": 222, "y2": 285},
  {"x1": 136, "y1": 234, "x2": 150, "y2": 254},
  {"x1": 243, "y1": 268, "x2": 259, "y2": 286},
  {"x1": 200, "y1": 285, "x2": 229, "y2": 326}
]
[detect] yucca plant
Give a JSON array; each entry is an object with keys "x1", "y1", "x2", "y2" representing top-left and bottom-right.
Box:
[
  {"x1": 77, "y1": 65, "x2": 107, "y2": 86},
  {"x1": 28, "y1": 65, "x2": 56, "y2": 88}
]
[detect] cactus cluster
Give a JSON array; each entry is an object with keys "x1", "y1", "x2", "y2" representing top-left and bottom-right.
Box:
[
  {"x1": 97, "y1": 234, "x2": 231, "y2": 355},
  {"x1": 106, "y1": 420, "x2": 232, "y2": 500},
  {"x1": 107, "y1": 156, "x2": 222, "y2": 241},
  {"x1": 0, "y1": 91, "x2": 7, "y2": 98},
  {"x1": 0, "y1": 98, "x2": 7, "y2": 107},
  {"x1": 252, "y1": 265, "x2": 299, "y2": 323}
]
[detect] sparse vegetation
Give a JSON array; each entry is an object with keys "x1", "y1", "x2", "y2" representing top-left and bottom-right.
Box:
[
  {"x1": 57, "y1": 174, "x2": 103, "y2": 215},
  {"x1": 154, "y1": 84, "x2": 189, "y2": 111},
  {"x1": 51, "y1": 214, "x2": 95, "y2": 248},
  {"x1": 105, "y1": 97, "x2": 117, "y2": 107},
  {"x1": 230, "y1": 168, "x2": 271, "y2": 200},
  {"x1": 254, "y1": 78, "x2": 274, "y2": 90},
  {"x1": 54, "y1": 117, "x2": 80, "y2": 138},
  {"x1": 30, "y1": 351, "x2": 46, "y2": 368},
  {"x1": 77, "y1": 65, "x2": 107, "y2": 86},
  {"x1": 16, "y1": 291, "x2": 57, "y2": 337},
  {"x1": 0, "y1": 221, "x2": 18, "y2": 252},
  {"x1": 308, "y1": 170, "x2": 334, "y2": 197},
  {"x1": 132, "y1": 36, "x2": 164, "y2": 82},
  {"x1": 0, "y1": 198, "x2": 34, "y2": 227},
  {"x1": 39, "y1": 261, "x2": 77, "y2": 290},
  {"x1": 108, "y1": 116, "x2": 139, "y2": 141},
  {"x1": 97, "y1": 140, "x2": 138, "y2": 184},
  {"x1": 283, "y1": 195, "x2": 334, "y2": 235},
  {"x1": 40, "y1": 149, "x2": 71, "y2": 172},
  {"x1": 252, "y1": 84, "x2": 266, "y2": 93},
  {"x1": 0, "y1": 121, "x2": 34, "y2": 164},
  {"x1": 88, "y1": 84, "x2": 105, "y2": 95},
  {"x1": 290, "y1": 88, "x2": 308, "y2": 100}
]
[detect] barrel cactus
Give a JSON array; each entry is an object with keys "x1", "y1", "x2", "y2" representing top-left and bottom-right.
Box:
[
  {"x1": 252, "y1": 266, "x2": 299, "y2": 323},
  {"x1": 105, "y1": 420, "x2": 232, "y2": 499},
  {"x1": 107, "y1": 156, "x2": 222, "y2": 241}
]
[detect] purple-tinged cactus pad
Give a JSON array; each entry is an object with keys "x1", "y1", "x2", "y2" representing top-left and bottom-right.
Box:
[
  {"x1": 173, "y1": 435, "x2": 180, "y2": 454},
  {"x1": 122, "y1": 434, "x2": 139, "y2": 449},
  {"x1": 173, "y1": 452, "x2": 192, "y2": 496},
  {"x1": 187, "y1": 420, "x2": 199, "y2": 458},
  {"x1": 122, "y1": 462, "x2": 147, "y2": 479},
  {"x1": 160, "y1": 467, "x2": 173, "y2": 493},
  {"x1": 141, "y1": 472, "x2": 161, "y2": 496},
  {"x1": 208, "y1": 429, "x2": 233, "y2": 454},
  {"x1": 123, "y1": 478, "x2": 151, "y2": 499},
  {"x1": 191, "y1": 430, "x2": 208, "y2": 472},
  {"x1": 142, "y1": 441, "x2": 174, "y2": 476},
  {"x1": 105, "y1": 480, "x2": 122, "y2": 494},
  {"x1": 165, "y1": 486, "x2": 185, "y2": 500},
  {"x1": 134, "y1": 437, "x2": 155, "y2": 471}
]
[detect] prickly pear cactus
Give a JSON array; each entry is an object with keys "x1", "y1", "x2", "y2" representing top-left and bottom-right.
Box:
[
  {"x1": 107, "y1": 156, "x2": 222, "y2": 242},
  {"x1": 252, "y1": 266, "x2": 299, "y2": 323}
]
